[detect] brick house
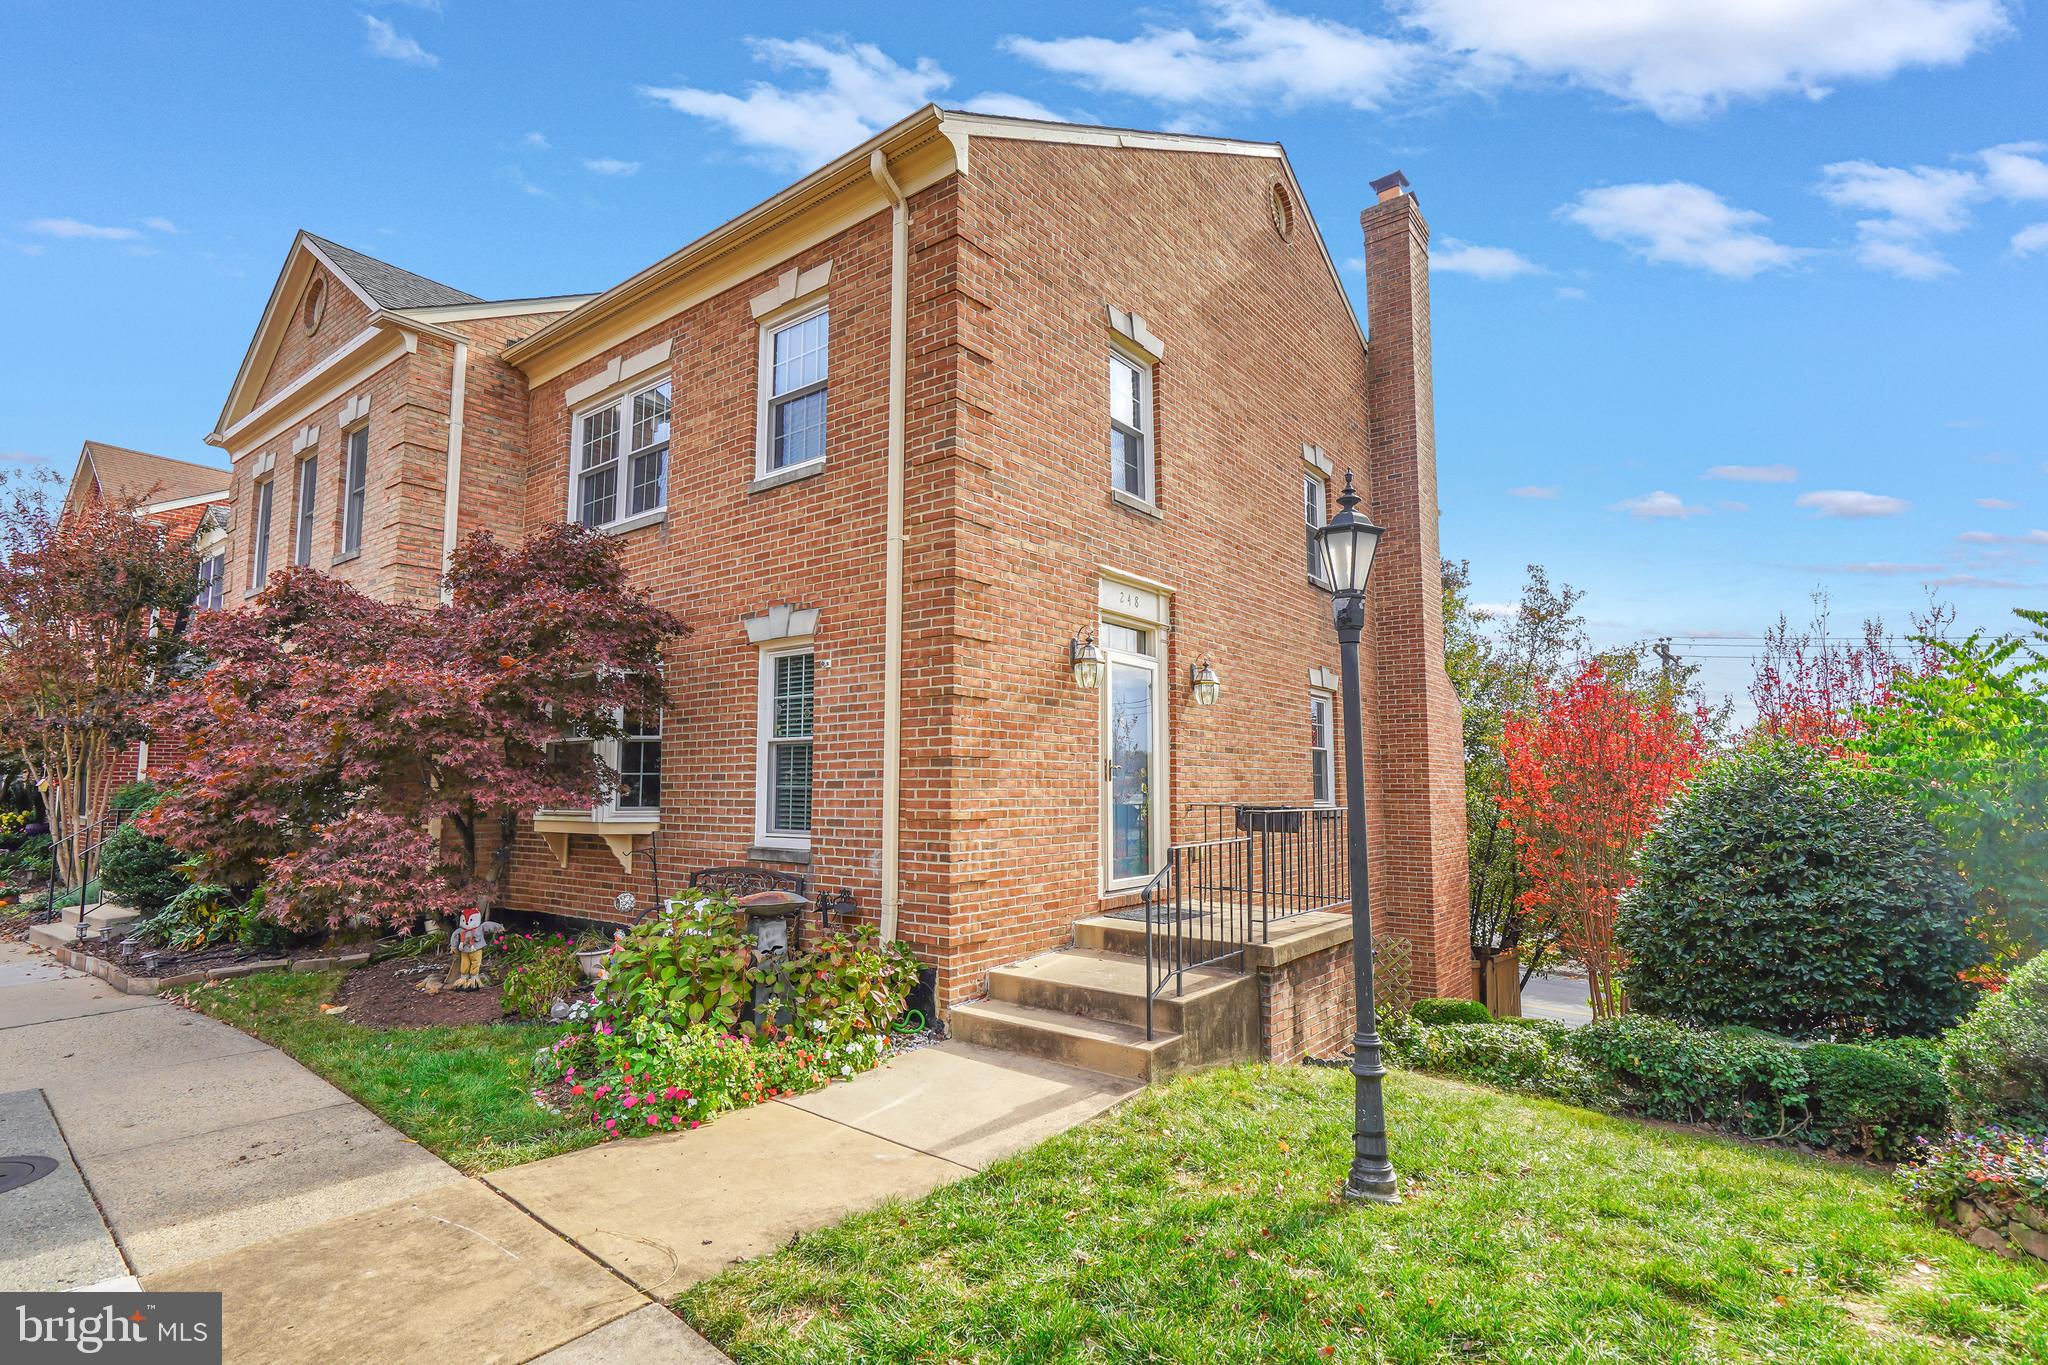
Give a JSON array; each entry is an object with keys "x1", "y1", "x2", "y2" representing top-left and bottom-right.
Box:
[
  {"x1": 55, "y1": 442, "x2": 231, "y2": 814},
  {"x1": 200, "y1": 108, "x2": 1469, "y2": 1069}
]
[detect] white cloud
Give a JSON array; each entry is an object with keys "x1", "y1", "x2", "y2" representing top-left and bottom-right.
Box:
[
  {"x1": 362, "y1": 15, "x2": 437, "y2": 67},
  {"x1": 1958, "y1": 528, "x2": 2048, "y2": 544},
  {"x1": 1804, "y1": 561, "x2": 1946, "y2": 575},
  {"x1": 1716, "y1": 499, "x2": 1751, "y2": 513},
  {"x1": 499, "y1": 166, "x2": 550, "y2": 198},
  {"x1": 641, "y1": 38, "x2": 951, "y2": 168},
  {"x1": 1980, "y1": 142, "x2": 2048, "y2": 199},
  {"x1": 1561, "y1": 182, "x2": 1804, "y2": 279},
  {"x1": 1396, "y1": 0, "x2": 2012, "y2": 121},
  {"x1": 520, "y1": 131, "x2": 551, "y2": 151},
  {"x1": 1553, "y1": 285, "x2": 1587, "y2": 300},
  {"x1": 1507, "y1": 484, "x2": 1558, "y2": 499},
  {"x1": 2013, "y1": 222, "x2": 2048, "y2": 257},
  {"x1": 1611, "y1": 489, "x2": 1710, "y2": 519},
  {"x1": 142, "y1": 216, "x2": 178, "y2": 234},
  {"x1": 582, "y1": 157, "x2": 641, "y2": 176},
  {"x1": 1705, "y1": 463, "x2": 1798, "y2": 483},
  {"x1": 1816, "y1": 159, "x2": 1981, "y2": 278},
  {"x1": 957, "y1": 92, "x2": 1066, "y2": 121},
  {"x1": 1433, "y1": 239, "x2": 1545, "y2": 279},
  {"x1": 1795, "y1": 489, "x2": 1910, "y2": 518},
  {"x1": 1975, "y1": 497, "x2": 2019, "y2": 510},
  {"x1": 25, "y1": 217, "x2": 141, "y2": 241},
  {"x1": 1003, "y1": 1, "x2": 1426, "y2": 111},
  {"x1": 1472, "y1": 601, "x2": 1519, "y2": 619}
]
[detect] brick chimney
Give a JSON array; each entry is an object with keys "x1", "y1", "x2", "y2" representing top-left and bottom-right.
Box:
[{"x1": 1359, "y1": 171, "x2": 1474, "y2": 1001}]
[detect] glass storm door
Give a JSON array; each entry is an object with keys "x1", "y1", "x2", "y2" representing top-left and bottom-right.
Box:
[{"x1": 1101, "y1": 624, "x2": 1160, "y2": 888}]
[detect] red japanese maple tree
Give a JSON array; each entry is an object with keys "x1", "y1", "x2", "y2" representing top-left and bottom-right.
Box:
[
  {"x1": 146, "y1": 525, "x2": 685, "y2": 934},
  {"x1": 0, "y1": 476, "x2": 201, "y2": 887},
  {"x1": 1498, "y1": 662, "x2": 1707, "y2": 1018}
]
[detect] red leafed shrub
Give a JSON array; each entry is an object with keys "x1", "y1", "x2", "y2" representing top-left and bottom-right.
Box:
[
  {"x1": 146, "y1": 525, "x2": 684, "y2": 933},
  {"x1": 1498, "y1": 662, "x2": 1707, "y2": 1018}
]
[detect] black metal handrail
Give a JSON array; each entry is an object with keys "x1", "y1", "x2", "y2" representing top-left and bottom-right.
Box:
[
  {"x1": 47, "y1": 807, "x2": 137, "y2": 940},
  {"x1": 1136, "y1": 802, "x2": 1350, "y2": 1037}
]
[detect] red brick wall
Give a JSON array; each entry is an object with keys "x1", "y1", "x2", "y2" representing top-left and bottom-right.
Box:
[
  {"x1": 253, "y1": 264, "x2": 371, "y2": 407},
  {"x1": 1260, "y1": 948, "x2": 1355, "y2": 1064}
]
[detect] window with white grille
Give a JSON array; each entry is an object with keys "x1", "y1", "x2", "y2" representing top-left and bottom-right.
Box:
[{"x1": 757, "y1": 646, "x2": 815, "y2": 843}]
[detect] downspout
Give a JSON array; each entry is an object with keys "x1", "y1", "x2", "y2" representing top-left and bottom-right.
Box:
[
  {"x1": 868, "y1": 149, "x2": 908, "y2": 943},
  {"x1": 439, "y1": 338, "x2": 470, "y2": 602}
]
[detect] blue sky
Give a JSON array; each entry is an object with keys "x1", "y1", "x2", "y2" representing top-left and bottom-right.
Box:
[{"x1": 4, "y1": 1, "x2": 2044, "y2": 705}]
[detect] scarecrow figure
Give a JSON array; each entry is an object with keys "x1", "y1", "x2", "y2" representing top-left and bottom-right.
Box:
[{"x1": 447, "y1": 906, "x2": 498, "y2": 990}]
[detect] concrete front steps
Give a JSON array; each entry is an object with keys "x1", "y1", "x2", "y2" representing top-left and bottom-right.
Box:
[{"x1": 949, "y1": 928, "x2": 1258, "y2": 1082}]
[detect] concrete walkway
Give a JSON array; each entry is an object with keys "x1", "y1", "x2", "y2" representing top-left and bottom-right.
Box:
[
  {"x1": 488, "y1": 1040, "x2": 1139, "y2": 1297},
  {"x1": 0, "y1": 940, "x2": 720, "y2": 1363}
]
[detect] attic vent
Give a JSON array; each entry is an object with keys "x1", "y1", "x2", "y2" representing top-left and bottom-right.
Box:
[
  {"x1": 1269, "y1": 183, "x2": 1295, "y2": 241},
  {"x1": 301, "y1": 278, "x2": 326, "y2": 334}
]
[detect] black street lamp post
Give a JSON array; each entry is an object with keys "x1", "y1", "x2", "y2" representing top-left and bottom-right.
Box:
[{"x1": 1314, "y1": 473, "x2": 1398, "y2": 1205}]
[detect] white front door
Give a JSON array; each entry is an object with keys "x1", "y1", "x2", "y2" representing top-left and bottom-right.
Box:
[{"x1": 1101, "y1": 622, "x2": 1163, "y2": 890}]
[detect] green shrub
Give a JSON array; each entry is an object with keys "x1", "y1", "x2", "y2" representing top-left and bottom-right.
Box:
[
  {"x1": 1407, "y1": 1021, "x2": 1604, "y2": 1106},
  {"x1": 783, "y1": 926, "x2": 921, "y2": 1048},
  {"x1": 1621, "y1": 740, "x2": 1979, "y2": 1039},
  {"x1": 134, "y1": 883, "x2": 287, "y2": 952},
  {"x1": 1943, "y1": 950, "x2": 2048, "y2": 1129},
  {"x1": 109, "y1": 780, "x2": 158, "y2": 814},
  {"x1": 1411, "y1": 997, "x2": 1493, "y2": 1026},
  {"x1": 1570, "y1": 1016, "x2": 1808, "y2": 1137},
  {"x1": 595, "y1": 892, "x2": 756, "y2": 1035},
  {"x1": 97, "y1": 805, "x2": 189, "y2": 916},
  {"x1": 502, "y1": 943, "x2": 582, "y2": 1021},
  {"x1": 1803, "y1": 1038, "x2": 1947, "y2": 1158}
]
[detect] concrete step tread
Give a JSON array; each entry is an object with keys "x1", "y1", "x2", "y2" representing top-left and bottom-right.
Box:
[
  {"x1": 994, "y1": 948, "x2": 1242, "y2": 1000},
  {"x1": 950, "y1": 997, "x2": 1180, "y2": 1050}
]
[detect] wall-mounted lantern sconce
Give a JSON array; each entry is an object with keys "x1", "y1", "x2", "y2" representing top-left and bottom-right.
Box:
[
  {"x1": 1069, "y1": 630, "x2": 1105, "y2": 690},
  {"x1": 1189, "y1": 660, "x2": 1222, "y2": 706}
]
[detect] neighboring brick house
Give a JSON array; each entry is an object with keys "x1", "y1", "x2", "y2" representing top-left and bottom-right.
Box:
[
  {"x1": 56, "y1": 441, "x2": 232, "y2": 814},
  {"x1": 197, "y1": 108, "x2": 1471, "y2": 1065}
]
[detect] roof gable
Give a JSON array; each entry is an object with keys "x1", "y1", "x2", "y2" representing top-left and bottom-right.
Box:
[
  {"x1": 63, "y1": 441, "x2": 229, "y2": 518},
  {"x1": 214, "y1": 232, "x2": 478, "y2": 436}
]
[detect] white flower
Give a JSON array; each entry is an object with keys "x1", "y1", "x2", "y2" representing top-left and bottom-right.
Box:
[{"x1": 841, "y1": 1065, "x2": 853, "y2": 1076}]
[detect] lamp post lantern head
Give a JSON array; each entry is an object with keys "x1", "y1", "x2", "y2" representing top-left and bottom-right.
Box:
[{"x1": 1315, "y1": 473, "x2": 1385, "y2": 598}]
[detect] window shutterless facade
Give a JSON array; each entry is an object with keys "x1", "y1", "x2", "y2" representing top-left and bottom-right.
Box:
[
  {"x1": 294, "y1": 454, "x2": 318, "y2": 566},
  {"x1": 1303, "y1": 473, "x2": 1328, "y2": 585},
  {"x1": 760, "y1": 306, "x2": 828, "y2": 474},
  {"x1": 1109, "y1": 351, "x2": 1153, "y2": 503},
  {"x1": 341, "y1": 425, "x2": 369, "y2": 556},
  {"x1": 614, "y1": 710, "x2": 662, "y2": 813},
  {"x1": 1310, "y1": 690, "x2": 1336, "y2": 806},
  {"x1": 572, "y1": 378, "x2": 670, "y2": 530},
  {"x1": 249, "y1": 478, "x2": 274, "y2": 590},
  {"x1": 757, "y1": 645, "x2": 815, "y2": 845}
]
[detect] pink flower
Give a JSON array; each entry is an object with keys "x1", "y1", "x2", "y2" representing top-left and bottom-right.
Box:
[
  {"x1": 671, "y1": 1116, "x2": 684, "y2": 1127},
  {"x1": 623, "y1": 1095, "x2": 637, "y2": 1108},
  {"x1": 594, "y1": 1085, "x2": 610, "y2": 1098},
  {"x1": 604, "y1": 1119, "x2": 618, "y2": 1131},
  {"x1": 646, "y1": 1113, "x2": 659, "y2": 1126},
  {"x1": 689, "y1": 1120, "x2": 702, "y2": 1129}
]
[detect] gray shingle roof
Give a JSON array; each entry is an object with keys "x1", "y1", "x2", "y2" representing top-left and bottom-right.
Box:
[{"x1": 303, "y1": 234, "x2": 481, "y2": 309}]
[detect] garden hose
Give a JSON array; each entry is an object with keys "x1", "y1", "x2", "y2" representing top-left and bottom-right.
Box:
[{"x1": 890, "y1": 1009, "x2": 926, "y2": 1036}]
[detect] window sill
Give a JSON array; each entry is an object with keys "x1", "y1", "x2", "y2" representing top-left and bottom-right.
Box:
[
  {"x1": 533, "y1": 813, "x2": 660, "y2": 872},
  {"x1": 1109, "y1": 488, "x2": 1163, "y2": 520},
  {"x1": 749, "y1": 460, "x2": 826, "y2": 495},
  {"x1": 748, "y1": 843, "x2": 812, "y2": 865},
  {"x1": 330, "y1": 551, "x2": 362, "y2": 567},
  {"x1": 589, "y1": 507, "x2": 666, "y2": 537},
  {"x1": 1308, "y1": 575, "x2": 1333, "y2": 593}
]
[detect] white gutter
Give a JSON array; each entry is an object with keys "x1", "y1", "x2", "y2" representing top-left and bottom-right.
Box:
[
  {"x1": 868, "y1": 148, "x2": 909, "y2": 943},
  {"x1": 439, "y1": 338, "x2": 470, "y2": 601}
]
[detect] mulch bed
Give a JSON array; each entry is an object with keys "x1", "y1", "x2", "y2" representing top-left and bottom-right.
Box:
[
  {"x1": 331, "y1": 953, "x2": 518, "y2": 1028},
  {"x1": 72, "y1": 936, "x2": 273, "y2": 978}
]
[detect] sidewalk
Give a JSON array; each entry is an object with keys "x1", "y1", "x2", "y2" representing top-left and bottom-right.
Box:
[{"x1": 0, "y1": 939, "x2": 720, "y2": 1363}]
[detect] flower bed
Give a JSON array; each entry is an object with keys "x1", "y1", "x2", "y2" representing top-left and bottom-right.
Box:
[
  {"x1": 527, "y1": 891, "x2": 919, "y2": 1142},
  {"x1": 1898, "y1": 1128, "x2": 2048, "y2": 1262}
]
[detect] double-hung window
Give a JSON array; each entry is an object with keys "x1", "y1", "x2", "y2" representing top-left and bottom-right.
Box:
[
  {"x1": 1304, "y1": 473, "x2": 1329, "y2": 585},
  {"x1": 249, "y1": 478, "x2": 275, "y2": 591},
  {"x1": 193, "y1": 552, "x2": 225, "y2": 612},
  {"x1": 574, "y1": 378, "x2": 670, "y2": 530},
  {"x1": 762, "y1": 307, "x2": 828, "y2": 473},
  {"x1": 1310, "y1": 691, "x2": 1336, "y2": 807},
  {"x1": 1109, "y1": 351, "x2": 1153, "y2": 503},
  {"x1": 614, "y1": 711, "x2": 662, "y2": 813},
  {"x1": 293, "y1": 454, "x2": 319, "y2": 566},
  {"x1": 757, "y1": 646, "x2": 815, "y2": 844},
  {"x1": 340, "y1": 425, "x2": 369, "y2": 557}
]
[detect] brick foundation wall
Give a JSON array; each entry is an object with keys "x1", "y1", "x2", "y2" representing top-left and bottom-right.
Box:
[{"x1": 1260, "y1": 943, "x2": 1356, "y2": 1064}]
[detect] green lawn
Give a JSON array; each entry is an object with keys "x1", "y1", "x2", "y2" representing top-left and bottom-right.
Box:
[
  {"x1": 681, "y1": 1065, "x2": 2048, "y2": 1364},
  {"x1": 174, "y1": 970, "x2": 600, "y2": 1173}
]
